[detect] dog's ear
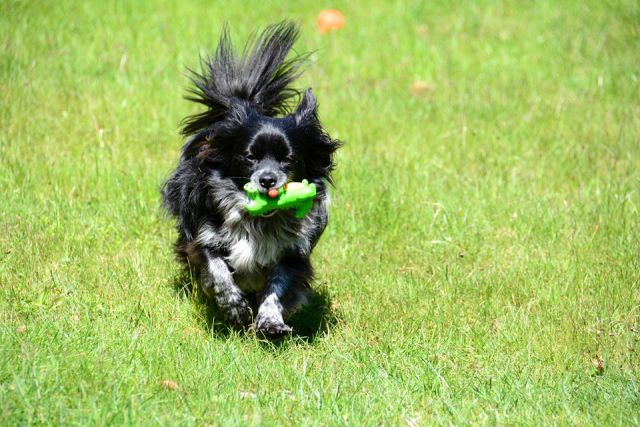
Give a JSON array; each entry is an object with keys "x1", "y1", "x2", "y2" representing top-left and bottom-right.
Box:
[
  {"x1": 295, "y1": 88, "x2": 317, "y2": 125},
  {"x1": 181, "y1": 131, "x2": 214, "y2": 160},
  {"x1": 293, "y1": 88, "x2": 342, "y2": 183}
]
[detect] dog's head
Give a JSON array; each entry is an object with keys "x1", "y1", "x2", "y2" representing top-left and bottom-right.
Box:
[{"x1": 184, "y1": 89, "x2": 340, "y2": 193}]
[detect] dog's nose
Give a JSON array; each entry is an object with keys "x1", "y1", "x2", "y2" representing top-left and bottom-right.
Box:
[{"x1": 259, "y1": 173, "x2": 277, "y2": 190}]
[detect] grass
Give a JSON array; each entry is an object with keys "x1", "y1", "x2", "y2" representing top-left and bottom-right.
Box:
[{"x1": 1, "y1": 0, "x2": 639, "y2": 424}]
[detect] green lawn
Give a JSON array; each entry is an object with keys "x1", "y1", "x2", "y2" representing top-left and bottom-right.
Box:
[{"x1": 1, "y1": 0, "x2": 639, "y2": 425}]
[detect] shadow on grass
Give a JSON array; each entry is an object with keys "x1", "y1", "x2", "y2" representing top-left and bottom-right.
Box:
[{"x1": 172, "y1": 269, "x2": 338, "y2": 344}]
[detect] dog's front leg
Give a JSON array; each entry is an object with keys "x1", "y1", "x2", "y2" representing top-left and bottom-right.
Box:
[
  {"x1": 254, "y1": 255, "x2": 312, "y2": 336},
  {"x1": 201, "y1": 249, "x2": 250, "y2": 328}
]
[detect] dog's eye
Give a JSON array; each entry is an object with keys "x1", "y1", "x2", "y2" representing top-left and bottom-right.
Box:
[
  {"x1": 246, "y1": 154, "x2": 257, "y2": 162},
  {"x1": 280, "y1": 155, "x2": 293, "y2": 166}
]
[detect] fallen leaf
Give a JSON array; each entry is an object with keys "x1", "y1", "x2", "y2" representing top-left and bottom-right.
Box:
[
  {"x1": 410, "y1": 80, "x2": 434, "y2": 97},
  {"x1": 160, "y1": 380, "x2": 181, "y2": 391},
  {"x1": 416, "y1": 25, "x2": 429, "y2": 37},
  {"x1": 16, "y1": 325, "x2": 26, "y2": 333},
  {"x1": 592, "y1": 354, "x2": 604, "y2": 375}
]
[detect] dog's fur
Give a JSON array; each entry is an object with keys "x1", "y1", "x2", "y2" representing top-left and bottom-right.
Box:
[{"x1": 162, "y1": 22, "x2": 341, "y2": 336}]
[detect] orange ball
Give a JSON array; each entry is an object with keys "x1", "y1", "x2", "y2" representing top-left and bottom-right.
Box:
[
  {"x1": 268, "y1": 188, "x2": 279, "y2": 199},
  {"x1": 317, "y1": 9, "x2": 345, "y2": 34}
]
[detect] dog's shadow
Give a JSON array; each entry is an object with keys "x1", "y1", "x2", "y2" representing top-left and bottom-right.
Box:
[{"x1": 172, "y1": 269, "x2": 338, "y2": 343}]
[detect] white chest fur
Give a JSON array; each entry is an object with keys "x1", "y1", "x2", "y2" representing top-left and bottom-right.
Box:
[
  {"x1": 226, "y1": 230, "x2": 290, "y2": 273},
  {"x1": 222, "y1": 207, "x2": 312, "y2": 274}
]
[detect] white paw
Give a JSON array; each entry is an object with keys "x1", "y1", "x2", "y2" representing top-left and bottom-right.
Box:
[{"x1": 254, "y1": 312, "x2": 292, "y2": 337}]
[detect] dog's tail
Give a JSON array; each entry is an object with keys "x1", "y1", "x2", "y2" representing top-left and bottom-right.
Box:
[{"x1": 181, "y1": 21, "x2": 307, "y2": 136}]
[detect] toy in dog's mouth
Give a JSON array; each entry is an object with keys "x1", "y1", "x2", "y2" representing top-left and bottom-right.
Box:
[
  {"x1": 260, "y1": 187, "x2": 280, "y2": 216},
  {"x1": 244, "y1": 180, "x2": 317, "y2": 219}
]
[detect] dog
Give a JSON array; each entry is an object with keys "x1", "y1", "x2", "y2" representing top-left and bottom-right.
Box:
[{"x1": 162, "y1": 22, "x2": 341, "y2": 336}]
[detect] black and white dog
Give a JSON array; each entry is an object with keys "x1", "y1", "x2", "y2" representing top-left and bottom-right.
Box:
[{"x1": 162, "y1": 22, "x2": 341, "y2": 336}]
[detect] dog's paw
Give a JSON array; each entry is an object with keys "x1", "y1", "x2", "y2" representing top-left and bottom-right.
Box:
[
  {"x1": 220, "y1": 298, "x2": 252, "y2": 328},
  {"x1": 253, "y1": 313, "x2": 292, "y2": 338}
]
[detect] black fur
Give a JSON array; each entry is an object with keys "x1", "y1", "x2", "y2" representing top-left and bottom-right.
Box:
[
  {"x1": 162, "y1": 22, "x2": 341, "y2": 336},
  {"x1": 181, "y1": 22, "x2": 307, "y2": 136}
]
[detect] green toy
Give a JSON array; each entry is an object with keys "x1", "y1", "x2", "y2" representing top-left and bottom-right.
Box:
[{"x1": 244, "y1": 179, "x2": 317, "y2": 218}]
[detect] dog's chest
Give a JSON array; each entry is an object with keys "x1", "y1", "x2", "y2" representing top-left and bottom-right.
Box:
[
  {"x1": 226, "y1": 232, "x2": 285, "y2": 273},
  {"x1": 223, "y1": 215, "x2": 306, "y2": 274}
]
